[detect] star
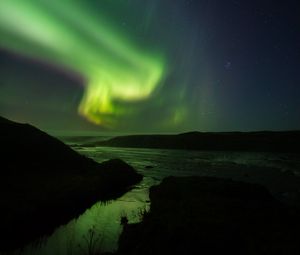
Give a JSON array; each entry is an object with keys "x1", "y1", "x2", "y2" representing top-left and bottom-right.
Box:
[{"x1": 224, "y1": 61, "x2": 232, "y2": 70}]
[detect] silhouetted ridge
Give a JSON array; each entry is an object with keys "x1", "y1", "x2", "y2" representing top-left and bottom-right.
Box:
[
  {"x1": 1, "y1": 116, "x2": 93, "y2": 174},
  {"x1": 88, "y1": 131, "x2": 300, "y2": 152},
  {"x1": 0, "y1": 116, "x2": 142, "y2": 251}
]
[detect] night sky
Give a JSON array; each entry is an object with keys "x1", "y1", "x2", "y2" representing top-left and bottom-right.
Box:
[{"x1": 0, "y1": 0, "x2": 299, "y2": 134}]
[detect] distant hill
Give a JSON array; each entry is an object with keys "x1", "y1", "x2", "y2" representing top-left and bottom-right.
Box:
[
  {"x1": 87, "y1": 131, "x2": 300, "y2": 152},
  {"x1": 0, "y1": 116, "x2": 142, "y2": 250}
]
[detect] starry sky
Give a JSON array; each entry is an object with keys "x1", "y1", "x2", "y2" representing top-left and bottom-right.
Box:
[{"x1": 0, "y1": 0, "x2": 299, "y2": 134}]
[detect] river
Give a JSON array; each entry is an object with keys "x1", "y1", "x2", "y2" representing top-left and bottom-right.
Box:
[{"x1": 9, "y1": 145, "x2": 300, "y2": 255}]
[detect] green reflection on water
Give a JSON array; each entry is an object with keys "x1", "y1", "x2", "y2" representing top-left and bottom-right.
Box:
[{"x1": 14, "y1": 178, "x2": 154, "y2": 255}]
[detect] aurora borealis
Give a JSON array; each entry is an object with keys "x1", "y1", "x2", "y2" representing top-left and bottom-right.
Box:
[
  {"x1": 0, "y1": 0, "x2": 299, "y2": 133},
  {"x1": 0, "y1": 0, "x2": 165, "y2": 127}
]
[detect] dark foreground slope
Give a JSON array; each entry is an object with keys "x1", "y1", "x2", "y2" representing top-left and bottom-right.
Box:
[
  {"x1": 117, "y1": 176, "x2": 300, "y2": 255},
  {"x1": 0, "y1": 116, "x2": 142, "y2": 250},
  {"x1": 91, "y1": 131, "x2": 300, "y2": 152}
]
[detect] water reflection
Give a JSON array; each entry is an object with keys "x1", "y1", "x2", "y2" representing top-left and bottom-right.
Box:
[
  {"x1": 7, "y1": 146, "x2": 300, "y2": 255},
  {"x1": 13, "y1": 176, "x2": 154, "y2": 255}
]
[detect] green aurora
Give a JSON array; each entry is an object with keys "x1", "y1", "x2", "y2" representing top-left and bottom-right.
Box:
[
  {"x1": 0, "y1": 0, "x2": 165, "y2": 127},
  {"x1": 0, "y1": 0, "x2": 299, "y2": 133}
]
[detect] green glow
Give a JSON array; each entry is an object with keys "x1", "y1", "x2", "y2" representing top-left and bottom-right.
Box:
[{"x1": 0, "y1": 0, "x2": 165, "y2": 127}]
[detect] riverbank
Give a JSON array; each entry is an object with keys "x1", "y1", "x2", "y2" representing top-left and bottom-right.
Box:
[
  {"x1": 117, "y1": 176, "x2": 300, "y2": 255},
  {"x1": 0, "y1": 117, "x2": 143, "y2": 251}
]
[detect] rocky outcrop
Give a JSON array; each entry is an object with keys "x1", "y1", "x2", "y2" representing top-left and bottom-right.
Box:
[{"x1": 117, "y1": 176, "x2": 300, "y2": 255}]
